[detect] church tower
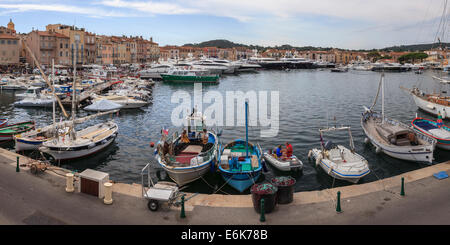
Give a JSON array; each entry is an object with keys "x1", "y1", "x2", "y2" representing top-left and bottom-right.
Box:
[{"x1": 7, "y1": 19, "x2": 15, "y2": 32}]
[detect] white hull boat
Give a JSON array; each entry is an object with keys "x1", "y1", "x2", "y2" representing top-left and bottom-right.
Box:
[
  {"x1": 309, "y1": 146, "x2": 369, "y2": 183},
  {"x1": 308, "y1": 126, "x2": 370, "y2": 183},
  {"x1": 263, "y1": 152, "x2": 303, "y2": 171},
  {"x1": 363, "y1": 74, "x2": 436, "y2": 163},
  {"x1": 39, "y1": 121, "x2": 118, "y2": 161},
  {"x1": 155, "y1": 111, "x2": 219, "y2": 186}
]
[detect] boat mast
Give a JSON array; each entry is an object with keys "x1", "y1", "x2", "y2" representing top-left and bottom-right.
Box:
[
  {"x1": 245, "y1": 101, "x2": 249, "y2": 159},
  {"x1": 52, "y1": 59, "x2": 55, "y2": 125},
  {"x1": 72, "y1": 42, "x2": 77, "y2": 123},
  {"x1": 381, "y1": 72, "x2": 385, "y2": 123}
]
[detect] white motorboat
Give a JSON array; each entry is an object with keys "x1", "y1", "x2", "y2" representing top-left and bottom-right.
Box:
[
  {"x1": 139, "y1": 64, "x2": 172, "y2": 79},
  {"x1": 362, "y1": 73, "x2": 436, "y2": 163},
  {"x1": 154, "y1": 111, "x2": 219, "y2": 186},
  {"x1": 308, "y1": 126, "x2": 370, "y2": 183},
  {"x1": 263, "y1": 151, "x2": 303, "y2": 172},
  {"x1": 14, "y1": 96, "x2": 56, "y2": 108}
]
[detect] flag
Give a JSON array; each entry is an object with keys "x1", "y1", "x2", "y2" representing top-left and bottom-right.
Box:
[{"x1": 162, "y1": 127, "x2": 169, "y2": 135}]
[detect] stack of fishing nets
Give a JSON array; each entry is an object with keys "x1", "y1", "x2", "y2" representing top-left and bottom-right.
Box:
[
  {"x1": 270, "y1": 176, "x2": 296, "y2": 204},
  {"x1": 250, "y1": 183, "x2": 278, "y2": 213}
]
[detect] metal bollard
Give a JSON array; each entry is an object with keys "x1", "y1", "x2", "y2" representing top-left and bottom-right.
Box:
[
  {"x1": 400, "y1": 177, "x2": 405, "y2": 196},
  {"x1": 336, "y1": 191, "x2": 342, "y2": 213},
  {"x1": 103, "y1": 182, "x2": 113, "y2": 204},
  {"x1": 65, "y1": 173, "x2": 74, "y2": 193},
  {"x1": 180, "y1": 195, "x2": 186, "y2": 218},
  {"x1": 260, "y1": 199, "x2": 266, "y2": 222},
  {"x1": 16, "y1": 156, "x2": 19, "y2": 172}
]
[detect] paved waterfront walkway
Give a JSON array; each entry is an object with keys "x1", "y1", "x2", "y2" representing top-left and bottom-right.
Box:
[{"x1": 1, "y1": 147, "x2": 449, "y2": 225}]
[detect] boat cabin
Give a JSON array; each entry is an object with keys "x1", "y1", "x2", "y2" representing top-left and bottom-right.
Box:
[{"x1": 376, "y1": 123, "x2": 417, "y2": 146}]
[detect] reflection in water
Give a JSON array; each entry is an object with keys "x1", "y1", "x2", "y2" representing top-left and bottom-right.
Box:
[{"x1": 1, "y1": 70, "x2": 449, "y2": 194}]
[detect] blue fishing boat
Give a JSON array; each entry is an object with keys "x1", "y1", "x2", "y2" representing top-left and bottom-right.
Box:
[
  {"x1": 218, "y1": 102, "x2": 263, "y2": 193},
  {"x1": 412, "y1": 117, "x2": 450, "y2": 150}
]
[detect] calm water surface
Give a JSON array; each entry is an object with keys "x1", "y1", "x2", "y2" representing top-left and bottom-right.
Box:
[{"x1": 1, "y1": 69, "x2": 449, "y2": 194}]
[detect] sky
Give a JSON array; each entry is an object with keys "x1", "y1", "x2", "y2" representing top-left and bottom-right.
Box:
[{"x1": 0, "y1": 0, "x2": 449, "y2": 50}]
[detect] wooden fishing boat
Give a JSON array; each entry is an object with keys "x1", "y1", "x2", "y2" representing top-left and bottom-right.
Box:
[
  {"x1": 308, "y1": 126, "x2": 370, "y2": 183},
  {"x1": 39, "y1": 121, "x2": 118, "y2": 161},
  {"x1": 412, "y1": 117, "x2": 450, "y2": 150},
  {"x1": 15, "y1": 111, "x2": 118, "y2": 152},
  {"x1": 263, "y1": 150, "x2": 303, "y2": 172},
  {"x1": 0, "y1": 118, "x2": 7, "y2": 128},
  {"x1": 218, "y1": 102, "x2": 263, "y2": 192},
  {"x1": 154, "y1": 111, "x2": 219, "y2": 186},
  {"x1": 0, "y1": 121, "x2": 35, "y2": 142},
  {"x1": 362, "y1": 73, "x2": 436, "y2": 163}
]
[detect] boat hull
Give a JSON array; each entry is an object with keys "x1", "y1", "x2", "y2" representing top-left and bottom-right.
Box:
[
  {"x1": 412, "y1": 118, "x2": 450, "y2": 150},
  {"x1": 157, "y1": 155, "x2": 213, "y2": 186},
  {"x1": 310, "y1": 148, "x2": 369, "y2": 184},
  {"x1": 161, "y1": 74, "x2": 219, "y2": 83},
  {"x1": 411, "y1": 93, "x2": 450, "y2": 119},
  {"x1": 361, "y1": 113, "x2": 435, "y2": 163},
  {"x1": 220, "y1": 171, "x2": 261, "y2": 193},
  {"x1": 15, "y1": 138, "x2": 46, "y2": 151},
  {"x1": 39, "y1": 134, "x2": 117, "y2": 161}
]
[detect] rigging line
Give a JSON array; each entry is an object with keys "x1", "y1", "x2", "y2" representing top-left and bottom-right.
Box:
[
  {"x1": 415, "y1": 0, "x2": 435, "y2": 44},
  {"x1": 370, "y1": 74, "x2": 383, "y2": 110}
]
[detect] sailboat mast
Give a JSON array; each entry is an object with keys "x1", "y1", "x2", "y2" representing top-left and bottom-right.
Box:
[
  {"x1": 381, "y1": 73, "x2": 385, "y2": 123},
  {"x1": 245, "y1": 101, "x2": 249, "y2": 158},
  {"x1": 52, "y1": 59, "x2": 55, "y2": 125},
  {"x1": 72, "y1": 43, "x2": 77, "y2": 122}
]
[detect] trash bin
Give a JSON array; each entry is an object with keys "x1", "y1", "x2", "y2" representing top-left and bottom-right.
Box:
[
  {"x1": 271, "y1": 176, "x2": 296, "y2": 204},
  {"x1": 250, "y1": 183, "x2": 278, "y2": 214}
]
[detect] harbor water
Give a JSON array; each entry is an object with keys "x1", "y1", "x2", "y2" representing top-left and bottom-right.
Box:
[{"x1": 1, "y1": 69, "x2": 449, "y2": 194}]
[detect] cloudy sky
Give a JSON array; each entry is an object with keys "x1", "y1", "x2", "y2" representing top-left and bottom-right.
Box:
[{"x1": 0, "y1": 0, "x2": 448, "y2": 49}]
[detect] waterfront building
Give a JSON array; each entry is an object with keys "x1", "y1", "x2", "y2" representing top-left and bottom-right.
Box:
[
  {"x1": 147, "y1": 37, "x2": 160, "y2": 63},
  {"x1": 84, "y1": 32, "x2": 96, "y2": 64},
  {"x1": 46, "y1": 24, "x2": 86, "y2": 65},
  {"x1": 0, "y1": 20, "x2": 20, "y2": 66},
  {"x1": 25, "y1": 30, "x2": 70, "y2": 66}
]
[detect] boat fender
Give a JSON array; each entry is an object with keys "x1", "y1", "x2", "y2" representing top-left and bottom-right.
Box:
[
  {"x1": 364, "y1": 137, "x2": 370, "y2": 144},
  {"x1": 307, "y1": 150, "x2": 312, "y2": 160},
  {"x1": 315, "y1": 155, "x2": 322, "y2": 166},
  {"x1": 101, "y1": 139, "x2": 107, "y2": 144},
  {"x1": 88, "y1": 143, "x2": 96, "y2": 149},
  {"x1": 440, "y1": 110, "x2": 446, "y2": 119},
  {"x1": 375, "y1": 146, "x2": 382, "y2": 154}
]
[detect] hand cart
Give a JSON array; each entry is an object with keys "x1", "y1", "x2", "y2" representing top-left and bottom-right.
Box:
[{"x1": 141, "y1": 163, "x2": 198, "y2": 211}]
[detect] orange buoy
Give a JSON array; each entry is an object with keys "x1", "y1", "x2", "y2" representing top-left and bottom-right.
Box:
[{"x1": 150, "y1": 142, "x2": 155, "y2": 148}]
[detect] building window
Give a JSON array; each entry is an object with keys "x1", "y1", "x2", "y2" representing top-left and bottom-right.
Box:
[
  {"x1": 7, "y1": 40, "x2": 11, "y2": 44},
  {"x1": 60, "y1": 51, "x2": 63, "y2": 57},
  {"x1": 60, "y1": 43, "x2": 63, "y2": 49},
  {"x1": 0, "y1": 40, "x2": 4, "y2": 44},
  {"x1": 65, "y1": 43, "x2": 68, "y2": 49}
]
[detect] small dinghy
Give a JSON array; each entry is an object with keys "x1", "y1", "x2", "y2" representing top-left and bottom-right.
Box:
[
  {"x1": 263, "y1": 150, "x2": 303, "y2": 172},
  {"x1": 308, "y1": 126, "x2": 370, "y2": 184},
  {"x1": 412, "y1": 117, "x2": 450, "y2": 150}
]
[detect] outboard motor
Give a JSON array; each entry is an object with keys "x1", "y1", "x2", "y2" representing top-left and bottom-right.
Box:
[{"x1": 324, "y1": 140, "x2": 333, "y2": 150}]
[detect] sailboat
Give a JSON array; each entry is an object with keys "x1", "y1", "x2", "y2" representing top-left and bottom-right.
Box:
[
  {"x1": 217, "y1": 102, "x2": 263, "y2": 192},
  {"x1": 154, "y1": 110, "x2": 220, "y2": 186},
  {"x1": 37, "y1": 45, "x2": 119, "y2": 161},
  {"x1": 404, "y1": 1, "x2": 450, "y2": 118},
  {"x1": 362, "y1": 73, "x2": 436, "y2": 163},
  {"x1": 308, "y1": 126, "x2": 370, "y2": 183}
]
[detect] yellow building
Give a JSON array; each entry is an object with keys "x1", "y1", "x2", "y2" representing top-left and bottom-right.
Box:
[{"x1": 46, "y1": 24, "x2": 86, "y2": 65}]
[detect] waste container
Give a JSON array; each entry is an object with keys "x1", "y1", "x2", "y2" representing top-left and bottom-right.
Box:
[
  {"x1": 271, "y1": 176, "x2": 296, "y2": 204},
  {"x1": 250, "y1": 183, "x2": 278, "y2": 214}
]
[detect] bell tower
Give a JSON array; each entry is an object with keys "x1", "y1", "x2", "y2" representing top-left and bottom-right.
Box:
[{"x1": 7, "y1": 18, "x2": 15, "y2": 32}]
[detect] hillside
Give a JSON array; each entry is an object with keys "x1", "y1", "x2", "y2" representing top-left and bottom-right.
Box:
[{"x1": 182, "y1": 39, "x2": 450, "y2": 52}]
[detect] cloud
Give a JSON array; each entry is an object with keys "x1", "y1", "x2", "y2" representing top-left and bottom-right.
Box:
[{"x1": 0, "y1": 2, "x2": 131, "y2": 18}]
